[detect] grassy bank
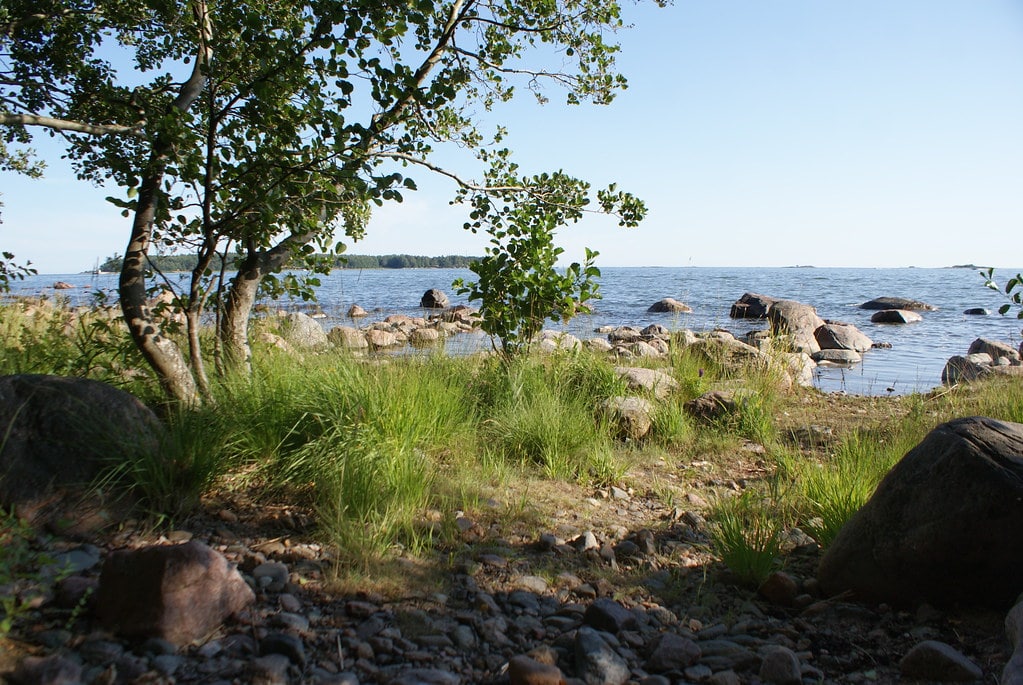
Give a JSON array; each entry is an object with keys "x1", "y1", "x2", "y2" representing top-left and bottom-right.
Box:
[{"x1": 2, "y1": 300, "x2": 1022, "y2": 589}]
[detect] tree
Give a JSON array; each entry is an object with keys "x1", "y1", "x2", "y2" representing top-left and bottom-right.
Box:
[
  {"x1": 2, "y1": 0, "x2": 657, "y2": 403},
  {"x1": 454, "y1": 165, "x2": 643, "y2": 356}
]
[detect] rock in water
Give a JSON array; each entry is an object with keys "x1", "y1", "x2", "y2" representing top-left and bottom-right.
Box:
[
  {"x1": 818, "y1": 416, "x2": 1023, "y2": 608},
  {"x1": 767, "y1": 300, "x2": 824, "y2": 354},
  {"x1": 647, "y1": 297, "x2": 692, "y2": 313},
  {"x1": 96, "y1": 540, "x2": 255, "y2": 645},
  {"x1": 729, "y1": 292, "x2": 777, "y2": 319},
  {"x1": 420, "y1": 288, "x2": 450, "y2": 309},
  {"x1": 870, "y1": 309, "x2": 923, "y2": 324},
  {"x1": 859, "y1": 296, "x2": 936, "y2": 311},
  {"x1": 814, "y1": 322, "x2": 873, "y2": 353}
]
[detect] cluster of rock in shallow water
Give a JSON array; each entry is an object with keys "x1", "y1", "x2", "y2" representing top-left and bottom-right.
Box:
[{"x1": 262, "y1": 289, "x2": 1023, "y2": 392}]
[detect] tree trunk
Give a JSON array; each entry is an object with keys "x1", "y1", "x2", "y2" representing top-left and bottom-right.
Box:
[
  {"x1": 218, "y1": 252, "x2": 262, "y2": 374},
  {"x1": 219, "y1": 237, "x2": 305, "y2": 373},
  {"x1": 119, "y1": 0, "x2": 211, "y2": 405},
  {"x1": 120, "y1": 177, "x2": 201, "y2": 405}
]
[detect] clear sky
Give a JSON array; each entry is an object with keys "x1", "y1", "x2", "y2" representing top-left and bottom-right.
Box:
[{"x1": 4, "y1": 0, "x2": 1023, "y2": 274}]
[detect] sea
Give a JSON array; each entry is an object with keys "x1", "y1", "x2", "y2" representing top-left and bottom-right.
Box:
[{"x1": 9, "y1": 266, "x2": 1023, "y2": 396}]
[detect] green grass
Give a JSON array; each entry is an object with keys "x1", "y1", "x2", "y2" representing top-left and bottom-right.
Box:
[
  {"x1": 9, "y1": 297, "x2": 1023, "y2": 575},
  {"x1": 708, "y1": 491, "x2": 786, "y2": 588}
]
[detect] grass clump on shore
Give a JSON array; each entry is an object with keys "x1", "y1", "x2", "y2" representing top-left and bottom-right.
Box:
[{"x1": 707, "y1": 491, "x2": 786, "y2": 588}]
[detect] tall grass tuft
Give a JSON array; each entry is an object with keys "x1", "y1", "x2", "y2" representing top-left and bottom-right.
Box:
[
  {"x1": 235, "y1": 354, "x2": 475, "y2": 561},
  {"x1": 478, "y1": 356, "x2": 623, "y2": 482},
  {"x1": 708, "y1": 491, "x2": 786, "y2": 588},
  {"x1": 102, "y1": 407, "x2": 238, "y2": 517},
  {"x1": 787, "y1": 427, "x2": 918, "y2": 548}
]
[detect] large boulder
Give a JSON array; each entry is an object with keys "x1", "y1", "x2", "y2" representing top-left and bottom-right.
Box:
[
  {"x1": 278, "y1": 311, "x2": 328, "y2": 349},
  {"x1": 818, "y1": 417, "x2": 1023, "y2": 608},
  {"x1": 607, "y1": 326, "x2": 643, "y2": 344},
  {"x1": 767, "y1": 300, "x2": 824, "y2": 354},
  {"x1": 968, "y1": 338, "x2": 1020, "y2": 364},
  {"x1": 860, "y1": 296, "x2": 936, "y2": 311},
  {"x1": 942, "y1": 353, "x2": 994, "y2": 385},
  {"x1": 614, "y1": 367, "x2": 679, "y2": 400},
  {"x1": 365, "y1": 328, "x2": 400, "y2": 349},
  {"x1": 96, "y1": 541, "x2": 255, "y2": 645},
  {"x1": 599, "y1": 396, "x2": 653, "y2": 440},
  {"x1": 814, "y1": 323, "x2": 873, "y2": 353},
  {"x1": 420, "y1": 288, "x2": 450, "y2": 309},
  {"x1": 328, "y1": 325, "x2": 369, "y2": 350},
  {"x1": 687, "y1": 336, "x2": 765, "y2": 366},
  {"x1": 729, "y1": 293, "x2": 777, "y2": 319},
  {"x1": 811, "y1": 348, "x2": 862, "y2": 366},
  {"x1": 684, "y1": 390, "x2": 736, "y2": 423},
  {"x1": 647, "y1": 298, "x2": 692, "y2": 314},
  {"x1": 0, "y1": 375, "x2": 164, "y2": 529}
]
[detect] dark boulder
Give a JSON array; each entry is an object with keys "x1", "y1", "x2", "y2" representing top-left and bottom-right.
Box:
[
  {"x1": 96, "y1": 540, "x2": 255, "y2": 645},
  {"x1": 968, "y1": 337, "x2": 1020, "y2": 364},
  {"x1": 963, "y1": 308, "x2": 989, "y2": 316},
  {"x1": 860, "y1": 296, "x2": 935, "y2": 311},
  {"x1": 818, "y1": 417, "x2": 1023, "y2": 608},
  {"x1": 729, "y1": 293, "x2": 777, "y2": 319},
  {"x1": 870, "y1": 309, "x2": 923, "y2": 324},
  {"x1": 684, "y1": 390, "x2": 736, "y2": 423},
  {"x1": 0, "y1": 374, "x2": 163, "y2": 530},
  {"x1": 420, "y1": 288, "x2": 450, "y2": 309}
]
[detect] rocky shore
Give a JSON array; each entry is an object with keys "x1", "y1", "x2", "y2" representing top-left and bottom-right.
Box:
[{"x1": 2, "y1": 469, "x2": 1014, "y2": 685}]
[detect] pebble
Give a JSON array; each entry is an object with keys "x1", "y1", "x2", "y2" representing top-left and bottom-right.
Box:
[
  {"x1": 575, "y1": 626, "x2": 630, "y2": 685},
  {"x1": 516, "y1": 575, "x2": 549, "y2": 594},
  {"x1": 508, "y1": 654, "x2": 565, "y2": 685},
  {"x1": 646, "y1": 632, "x2": 701, "y2": 672},
  {"x1": 758, "y1": 645, "x2": 802, "y2": 684},
  {"x1": 899, "y1": 640, "x2": 983, "y2": 681},
  {"x1": 584, "y1": 598, "x2": 637, "y2": 634},
  {"x1": 250, "y1": 653, "x2": 291, "y2": 685},
  {"x1": 279, "y1": 593, "x2": 303, "y2": 612},
  {"x1": 253, "y1": 561, "x2": 290, "y2": 592}
]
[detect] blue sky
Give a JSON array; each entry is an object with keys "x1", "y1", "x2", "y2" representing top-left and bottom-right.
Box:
[{"x1": 4, "y1": 0, "x2": 1023, "y2": 273}]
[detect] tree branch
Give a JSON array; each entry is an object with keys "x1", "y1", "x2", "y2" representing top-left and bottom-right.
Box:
[
  {"x1": 0, "y1": 113, "x2": 144, "y2": 137},
  {"x1": 374, "y1": 151, "x2": 522, "y2": 192}
]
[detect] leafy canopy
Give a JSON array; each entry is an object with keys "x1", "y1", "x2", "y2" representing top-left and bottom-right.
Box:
[{"x1": 2, "y1": 0, "x2": 658, "y2": 398}]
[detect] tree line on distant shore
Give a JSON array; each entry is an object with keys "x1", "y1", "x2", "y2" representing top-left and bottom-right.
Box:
[{"x1": 97, "y1": 254, "x2": 481, "y2": 273}]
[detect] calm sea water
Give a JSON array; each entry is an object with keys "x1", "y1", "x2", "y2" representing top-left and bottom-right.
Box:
[{"x1": 11, "y1": 266, "x2": 1023, "y2": 396}]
